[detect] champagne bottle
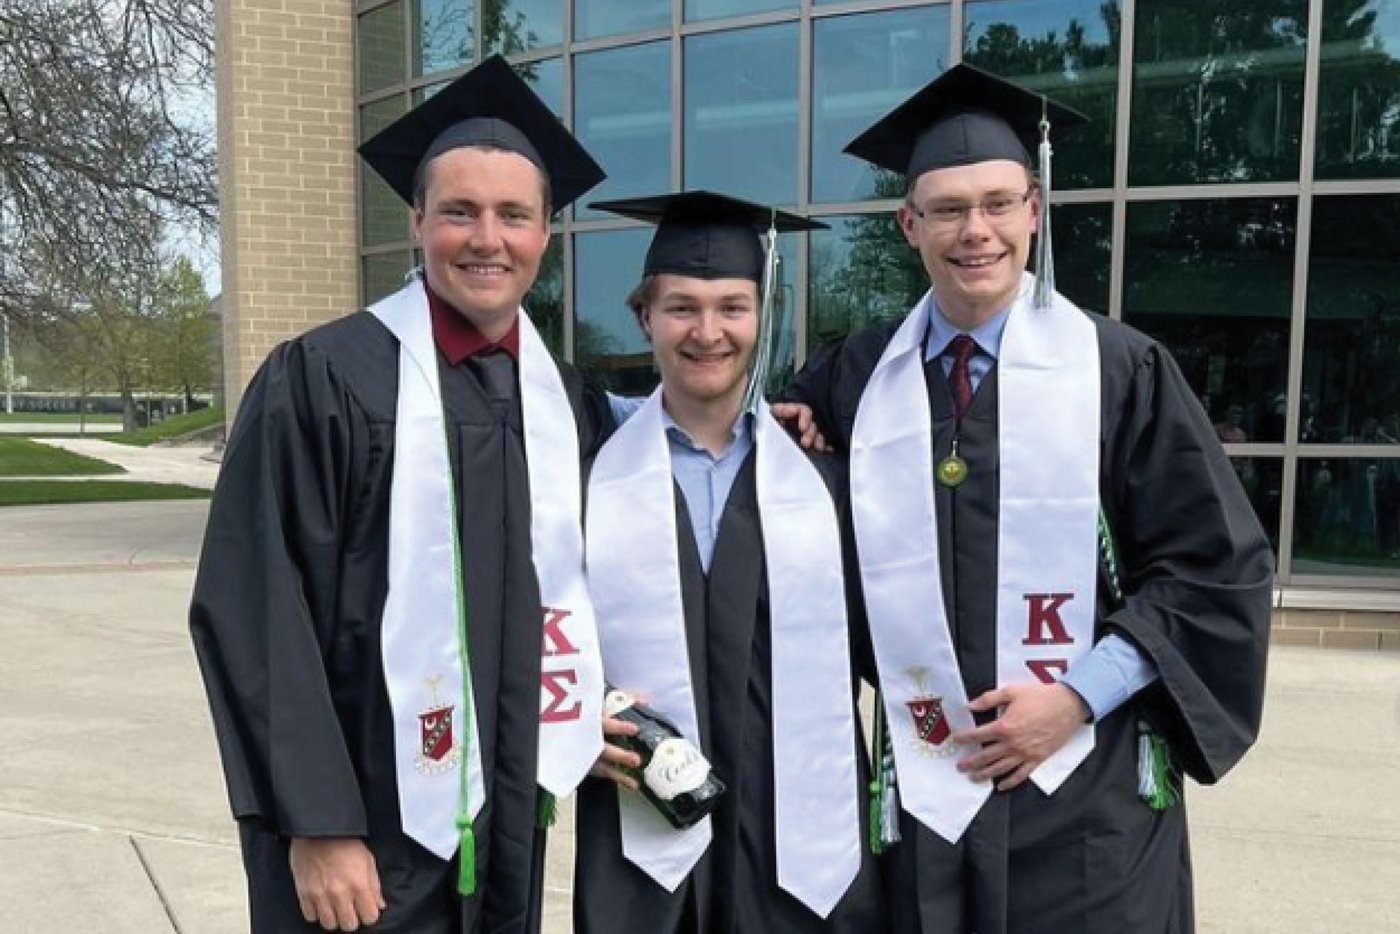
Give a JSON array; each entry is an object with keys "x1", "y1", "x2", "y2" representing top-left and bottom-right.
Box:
[{"x1": 604, "y1": 688, "x2": 726, "y2": 830}]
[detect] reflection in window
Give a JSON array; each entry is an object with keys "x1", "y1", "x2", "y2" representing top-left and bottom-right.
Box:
[
  {"x1": 1123, "y1": 199, "x2": 1295, "y2": 443},
  {"x1": 574, "y1": 0, "x2": 668, "y2": 42},
  {"x1": 685, "y1": 24, "x2": 799, "y2": 205},
  {"x1": 363, "y1": 252, "x2": 415, "y2": 305},
  {"x1": 812, "y1": 8, "x2": 950, "y2": 203},
  {"x1": 686, "y1": 0, "x2": 793, "y2": 24},
  {"x1": 1130, "y1": 0, "x2": 1306, "y2": 184},
  {"x1": 1317, "y1": 0, "x2": 1400, "y2": 179},
  {"x1": 808, "y1": 213, "x2": 926, "y2": 350},
  {"x1": 964, "y1": 0, "x2": 1119, "y2": 189},
  {"x1": 1231, "y1": 457, "x2": 1282, "y2": 555},
  {"x1": 484, "y1": 0, "x2": 562, "y2": 54},
  {"x1": 516, "y1": 57, "x2": 563, "y2": 117},
  {"x1": 575, "y1": 43, "x2": 671, "y2": 220},
  {"x1": 360, "y1": 2, "x2": 407, "y2": 94},
  {"x1": 526, "y1": 237, "x2": 565, "y2": 354},
  {"x1": 1293, "y1": 458, "x2": 1400, "y2": 577},
  {"x1": 413, "y1": 0, "x2": 472, "y2": 78},
  {"x1": 1049, "y1": 202, "x2": 1111, "y2": 312},
  {"x1": 574, "y1": 229, "x2": 655, "y2": 393},
  {"x1": 1302, "y1": 195, "x2": 1400, "y2": 444},
  {"x1": 361, "y1": 98, "x2": 411, "y2": 247}
]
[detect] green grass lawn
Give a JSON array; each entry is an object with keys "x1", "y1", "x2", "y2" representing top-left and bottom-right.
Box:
[
  {"x1": 107, "y1": 406, "x2": 225, "y2": 447},
  {"x1": 0, "y1": 412, "x2": 123, "y2": 424},
  {"x1": 0, "y1": 438, "x2": 124, "y2": 477},
  {"x1": 0, "y1": 480, "x2": 210, "y2": 507}
]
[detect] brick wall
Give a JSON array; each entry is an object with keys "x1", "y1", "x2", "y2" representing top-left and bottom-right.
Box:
[
  {"x1": 1272, "y1": 609, "x2": 1400, "y2": 651},
  {"x1": 216, "y1": 0, "x2": 359, "y2": 418}
]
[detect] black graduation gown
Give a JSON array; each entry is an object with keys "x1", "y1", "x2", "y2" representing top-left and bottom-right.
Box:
[
  {"x1": 574, "y1": 452, "x2": 887, "y2": 934},
  {"x1": 189, "y1": 309, "x2": 613, "y2": 934},
  {"x1": 783, "y1": 312, "x2": 1273, "y2": 934}
]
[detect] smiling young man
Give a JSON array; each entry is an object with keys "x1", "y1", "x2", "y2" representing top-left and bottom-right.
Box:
[
  {"x1": 781, "y1": 65, "x2": 1273, "y2": 933},
  {"x1": 190, "y1": 56, "x2": 614, "y2": 934},
  {"x1": 576, "y1": 191, "x2": 885, "y2": 934}
]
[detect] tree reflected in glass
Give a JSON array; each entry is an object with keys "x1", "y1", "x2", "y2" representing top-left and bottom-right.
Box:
[
  {"x1": 1123, "y1": 198, "x2": 1294, "y2": 442},
  {"x1": 1317, "y1": 0, "x2": 1400, "y2": 179},
  {"x1": 483, "y1": 0, "x2": 562, "y2": 53},
  {"x1": 1302, "y1": 194, "x2": 1400, "y2": 444},
  {"x1": 1130, "y1": 0, "x2": 1306, "y2": 184},
  {"x1": 964, "y1": 0, "x2": 1120, "y2": 189}
]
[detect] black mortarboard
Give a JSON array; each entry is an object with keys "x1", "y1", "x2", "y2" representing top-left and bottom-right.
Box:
[
  {"x1": 844, "y1": 63, "x2": 1088, "y2": 181},
  {"x1": 358, "y1": 54, "x2": 604, "y2": 209},
  {"x1": 588, "y1": 190, "x2": 827, "y2": 282}
]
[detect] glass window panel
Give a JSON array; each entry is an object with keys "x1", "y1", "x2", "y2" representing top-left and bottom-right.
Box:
[
  {"x1": 685, "y1": 24, "x2": 799, "y2": 205},
  {"x1": 686, "y1": 0, "x2": 794, "y2": 24},
  {"x1": 484, "y1": 0, "x2": 562, "y2": 53},
  {"x1": 412, "y1": 81, "x2": 449, "y2": 105},
  {"x1": 808, "y1": 212, "x2": 927, "y2": 350},
  {"x1": 964, "y1": 0, "x2": 1119, "y2": 189},
  {"x1": 516, "y1": 56, "x2": 564, "y2": 117},
  {"x1": 574, "y1": 229, "x2": 656, "y2": 393},
  {"x1": 812, "y1": 7, "x2": 951, "y2": 203},
  {"x1": 1293, "y1": 457, "x2": 1400, "y2": 577},
  {"x1": 1317, "y1": 1, "x2": 1400, "y2": 179},
  {"x1": 1123, "y1": 198, "x2": 1295, "y2": 443},
  {"x1": 1230, "y1": 457, "x2": 1283, "y2": 555},
  {"x1": 1301, "y1": 194, "x2": 1400, "y2": 444},
  {"x1": 575, "y1": 0, "x2": 668, "y2": 42},
  {"x1": 361, "y1": 97, "x2": 411, "y2": 246},
  {"x1": 1050, "y1": 202, "x2": 1112, "y2": 312},
  {"x1": 359, "y1": 2, "x2": 407, "y2": 94},
  {"x1": 1130, "y1": 0, "x2": 1306, "y2": 185},
  {"x1": 363, "y1": 252, "x2": 415, "y2": 305},
  {"x1": 412, "y1": 0, "x2": 472, "y2": 78},
  {"x1": 526, "y1": 237, "x2": 565, "y2": 354},
  {"x1": 575, "y1": 43, "x2": 671, "y2": 219}
]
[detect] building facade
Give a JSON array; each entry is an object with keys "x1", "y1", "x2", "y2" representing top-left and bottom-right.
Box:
[{"x1": 218, "y1": 0, "x2": 1400, "y2": 639}]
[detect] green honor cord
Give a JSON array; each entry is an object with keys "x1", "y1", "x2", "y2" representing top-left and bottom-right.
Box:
[
  {"x1": 446, "y1": 434, "x2": 477, "y2": 897},
  {"x1": 1097, "y1": 505, "x2": 1179, "y2": 811}
]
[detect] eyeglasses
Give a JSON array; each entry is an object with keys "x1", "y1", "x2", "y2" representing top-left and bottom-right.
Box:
[{"x1": 909, "y1": 189, "x2": 1033, "y2": 227}]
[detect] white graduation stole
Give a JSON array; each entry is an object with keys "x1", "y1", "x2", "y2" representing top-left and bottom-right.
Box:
[
  {"x1": 371, "y1": 279, "x2": 603, "y2": 861},
  {"x1": 850, "y1": 273, "x2": 1099, "y2": 845},
  {"x1": 586, "y1": 391, "x2": 861, "y2": 919}
]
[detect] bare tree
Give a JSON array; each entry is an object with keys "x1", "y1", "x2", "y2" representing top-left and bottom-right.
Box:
[{"x1": 0, "y1": 0, "x2": 215, "y2": 324}]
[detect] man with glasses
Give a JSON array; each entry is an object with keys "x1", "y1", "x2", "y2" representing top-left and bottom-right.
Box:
[{"x1": 778, "y1": 64, "x2": 1272, "y2": 932}]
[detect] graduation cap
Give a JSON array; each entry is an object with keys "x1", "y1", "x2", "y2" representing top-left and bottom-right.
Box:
[
  {"x1": 589, "y1": 190, "x2": 827, "y2": 283},
  {"x1": 844, "y1": 63, "x2": 1088, "y2": 308},
  {"x1": 359, "y1": 54, "x2": 604, "y2": 210},
  {"x1": 590, "y1": 190, "x2": 827, "y2": 409}
]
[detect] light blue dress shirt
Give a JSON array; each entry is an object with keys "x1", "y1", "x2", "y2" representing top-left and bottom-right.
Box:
[
  {"x1": 604, "y1": 394, "x2": 752, "y2": 573},
  {"x1": 924, "y1": 303, "x2": 1159, "y2": 722}
]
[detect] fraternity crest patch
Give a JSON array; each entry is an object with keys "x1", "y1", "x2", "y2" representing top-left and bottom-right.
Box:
[
  {"x1": 904, "y1": 667, "x2": 961, "y2": 758},
  {"x1": 415, "y1": 675, "x2": 461, "y2": 776}
]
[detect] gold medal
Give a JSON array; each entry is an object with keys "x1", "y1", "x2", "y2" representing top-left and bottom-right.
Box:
[{"x1": 937, "y1": 439, "x2": 968, "y2": 488}]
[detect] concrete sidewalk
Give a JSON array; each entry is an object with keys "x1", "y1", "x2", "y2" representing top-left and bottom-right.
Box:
[
  {"x1": 1, "y1": 500, "x2": 1397, "y2": 933},
  {"x1": 24, "y1": 437, "x2": 221, "y2": 490}
]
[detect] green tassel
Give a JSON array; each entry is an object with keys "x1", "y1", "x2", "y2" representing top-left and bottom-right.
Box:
[
  {"x1": 868, "y1": 774, "x2": 884, "y2": 856},
  {"x1": 1136, "y1": 720, "x2": 1180, "y2": 812},
  {"x1": 456, "y1": 817, "x2": 476, "y2": 896},
  {"x1": 536, "y1": 790, "x2": 557, "y2": 829}
]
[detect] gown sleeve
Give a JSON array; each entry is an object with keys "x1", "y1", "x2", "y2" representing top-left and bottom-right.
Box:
[
  {"x1": 189, "y1": 338, "x2": 372, "y2": 838},
  {"x1": 1101, "y1": 339, "x2": 1274, "y2": 785}
]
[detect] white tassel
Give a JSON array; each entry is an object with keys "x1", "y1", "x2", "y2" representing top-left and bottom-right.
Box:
[
  {"x1": 1033, "y1": 101, "x2": 1055, "y2": 310},
  {"x1": 742, "y1": 216, "x2": 782, "y2": 413}
]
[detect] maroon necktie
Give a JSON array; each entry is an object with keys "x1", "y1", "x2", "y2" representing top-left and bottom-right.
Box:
[{"x1": 945, "y1": 334, "x2": 978, "y2": 420}]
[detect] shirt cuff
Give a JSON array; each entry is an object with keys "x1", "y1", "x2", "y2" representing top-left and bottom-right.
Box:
[{"x1": 1060, "y1": 633, "x2": 1159, "y2": 722}]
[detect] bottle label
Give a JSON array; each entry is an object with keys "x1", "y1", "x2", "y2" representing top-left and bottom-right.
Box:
[
  {"x1": 644, "y1": 738, "x2": 712, "y2": 801},
  {"x1": 604, "y1": 690, "x2": 636, "y2": 718}
]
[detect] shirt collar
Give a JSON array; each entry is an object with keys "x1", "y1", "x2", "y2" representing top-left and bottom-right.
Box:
[
  {"x1": 923, "y1": 297, "x2": 1013, "y2": 362},
  {"x1": 662, "y1": 406, "x2": 754, "y2": 458},
  {"x1": 425, "y1": 279, "x2": 520, "y2": 364}
]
